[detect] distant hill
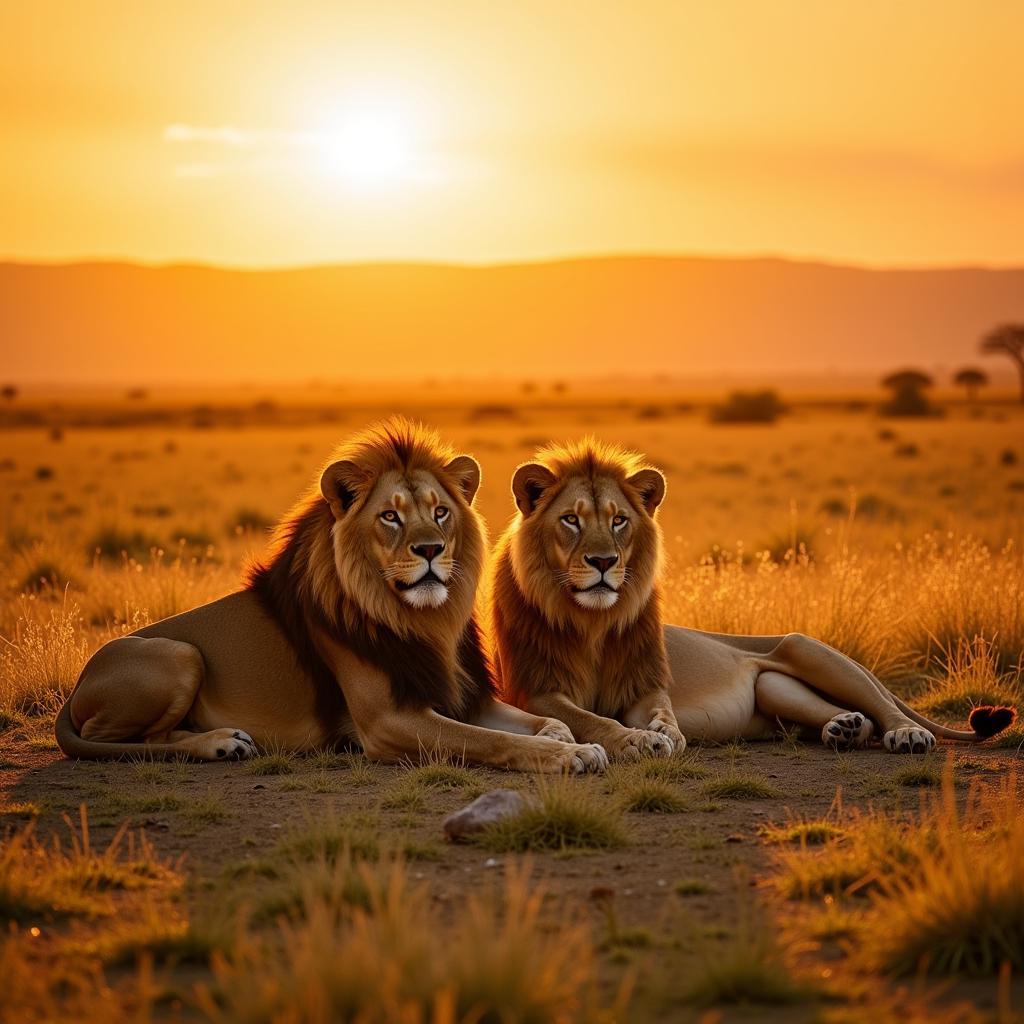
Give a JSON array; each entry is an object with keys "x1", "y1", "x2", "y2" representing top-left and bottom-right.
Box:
[{"x1": 2, "y1": 257, "x2": 1022, "y2": 383}]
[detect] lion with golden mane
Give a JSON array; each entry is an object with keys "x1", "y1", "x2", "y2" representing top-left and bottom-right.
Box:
[
  {"x1": 55, "y1": 421, "x2": 607, "y2": 773},
  {"x1": 490, "y1": 440, "x2": 1015, "y2": 756}
]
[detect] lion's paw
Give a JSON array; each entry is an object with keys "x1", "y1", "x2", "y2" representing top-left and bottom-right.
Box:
[
  {"x1": 882, "y1": 725, "x2": 935, "y2": 754},
  {"x1": 647, "y1": 719, "x2": 686, "y2": 755},
  {"x1": 537, "y1": 719, "x2": 576, "y2": 745},
  {"x1": 821, "y1": 712, "x2": 874, "y2": 751},
  {"x1": 608, "y1": 727, "x2": 674, "y2": 762},
  {"x1": 564, "y1": 743, "x2": 609, "y2": 775},
  {"x1": 198, "y1": 728, "x2": 257, "y2": 762}
]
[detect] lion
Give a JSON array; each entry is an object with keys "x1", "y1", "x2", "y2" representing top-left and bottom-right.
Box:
[
  {"x1": 54, "y1": 420, "x2": 608, "y2": 774},
  {"x1": 489, "y1": 440, "x2": 1015, "y2": 757}
]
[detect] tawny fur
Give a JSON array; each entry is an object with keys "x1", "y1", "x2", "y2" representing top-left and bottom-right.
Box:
[
  {"x1": 55, "y1": 420, "x2": 610, "y2": 773},
  {"x1": 491, "y1": 440, "x2": 670, "y2": 717},
  {"x1": 490, "y1": 439, "x2": 1016, "y2": 755}
]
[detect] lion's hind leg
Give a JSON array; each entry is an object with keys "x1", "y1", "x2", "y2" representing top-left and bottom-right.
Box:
[
  {"x1": 753, "y1": 671, "x2": 872, "y2": 750},
  {"x1": 59, "y1": 636, "x2": 255, "y2": 761}
]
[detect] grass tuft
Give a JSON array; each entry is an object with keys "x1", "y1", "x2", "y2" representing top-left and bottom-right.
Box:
[
  {"x1": 675, "y1": 878, "x2": 713, "y2": 896},
  {"x1": 703, "y1": 771, "x2": 781, "y2": 801},
  {"x1": 616, "y1": 777, "x2": 688, "y2": 814},
  {"x1": 243, "y1": 751, "x2": 297, "y2": 776},
  {"x1": 195, "y1": 861, "x2": 612, "y2": 1023},
  {"x1": 858, "y1": 767, "x2": 1024, "y2": 976},
  {"x1": 0, "y1": 808, "x2": 179, "y2": 924},
  {"x1": 760, "y1": 818, "x2": 846, "y2": 845},
  {"x1": 477, "y1": 781, "x2": 627, "y2": 853},
  {"x1": 682, "y1": 879, "x2": 819, "y2": 1007}
]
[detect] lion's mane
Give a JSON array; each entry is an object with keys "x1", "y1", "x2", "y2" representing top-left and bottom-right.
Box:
[
  {"x1": 490, "y1": 440, "x2": 669, "y2": 718},
  {"x1": 246, "y1": 419, "x2": 493, "y2": 744}
]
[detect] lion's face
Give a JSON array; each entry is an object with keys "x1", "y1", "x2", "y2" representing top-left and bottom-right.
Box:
[
  {"x1": 541, "y1": 475, "x2": 636, "y2": 610},
  {"x1": 321, "y1": 453, "x2": 483, "y2": 617},
  {"x1": 510, "y1": 458, "x2": 665, "y2": 620},
  {"x1": 357, "y1": 468, "x2": 464, "y2": 609}
]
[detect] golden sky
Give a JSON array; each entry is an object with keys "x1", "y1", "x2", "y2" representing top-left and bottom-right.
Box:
[{"x1": 2, "y1": 1, "x2": 1023, "y2": 267}]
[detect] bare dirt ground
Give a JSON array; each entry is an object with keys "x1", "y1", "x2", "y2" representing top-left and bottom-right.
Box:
[{"x1": 3, "y1": 725, "x2": 1021, "y2": 1021}]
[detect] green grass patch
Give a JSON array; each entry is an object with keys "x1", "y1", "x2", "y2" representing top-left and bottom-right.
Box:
[
  {"x1": 760, "y1": 819, "x2": 846, "y2": 845},
  {"x1": 400, "y1": 762, "x2": 477, "y2": 791},
  {"x1": 243, "y1": 752, "x2": 297, "y2": 776},
  {"x1": 617, "y1": 778, "x2": 688, "y2": 814},
  {"x1": 675, "y1": 879, "x2": 713, "y2": 896},
  {"x1": 476, "y1": 782, "x2": 627, "y2": 853},
  {"x1": 703, "y1": 772, "x2": 781, "y2": 801},
  {"x1": 682, "y1": 889, "x2": 819, "y2": 1007},
  {"x1": 280, "y1": 819, "x2": 381, "y2": 863}
]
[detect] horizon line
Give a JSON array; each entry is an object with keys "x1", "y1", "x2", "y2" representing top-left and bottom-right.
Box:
[{"x1": 2, "y1": 249, "x2": 1023, "y2": 275}]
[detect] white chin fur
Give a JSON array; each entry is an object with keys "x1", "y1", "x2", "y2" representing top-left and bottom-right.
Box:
[
  {"x1": 400, "y1": 582, "x2": 449, "y2": 609},
  {"x1": 572, "y1": 588, "x2": 619, "y2": 610}
]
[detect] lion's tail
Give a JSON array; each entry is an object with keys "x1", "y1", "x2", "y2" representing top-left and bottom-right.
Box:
[
  {"x1": 54, "y1": 697, "x2": 192, "y2": 761},
  {"x1": 888, "y1": 692, "x2": 1017, "y2": 742}
]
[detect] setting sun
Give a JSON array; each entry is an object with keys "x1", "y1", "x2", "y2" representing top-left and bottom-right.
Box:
[{"x1": 317, "y1": 108, "x2": 416, "y2": 186}]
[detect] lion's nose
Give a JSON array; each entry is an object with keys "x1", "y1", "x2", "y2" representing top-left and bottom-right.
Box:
[
  {"x1": 412, "y1": 542, "x2": 445, "y2": 563},
  {"x1": 584, "y1": 554, "x2": 618, "y2": 574}
]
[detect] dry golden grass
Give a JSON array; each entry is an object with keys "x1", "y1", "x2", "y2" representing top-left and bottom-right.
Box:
[
  {"x1": 2, "y1": 407, "x2": 1022, "y2": 722},
  {"x1": 860, "y1": 766, "x2": 1024, "y2": 976},
  {"x1": 196, "y1": 861, "x2": 616, "y2": 1024},
  {"x1": 0, "y1": 807, "x2": 178, "y2": 924},
  {"x1": 1, "y1": 400, "x2": 1022, "y2": 1020}
]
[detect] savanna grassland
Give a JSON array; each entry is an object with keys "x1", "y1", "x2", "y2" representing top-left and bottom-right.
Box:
[{"x1": 2, "y1": 387, "x2": 1023, "y2": 1023}]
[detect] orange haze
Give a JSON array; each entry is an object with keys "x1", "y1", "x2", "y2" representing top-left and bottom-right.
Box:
[{"x1": 3, "y1": 2, "x2": 1024, "y2": 268}]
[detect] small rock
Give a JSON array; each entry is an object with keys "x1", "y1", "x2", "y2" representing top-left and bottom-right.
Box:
[
  {"x1": 253, "y1": 784, "x2": 265, "y2": 791},
  {"x1": 443, "y1": 788, "x2": 528, "y2": 842},
  {"x1": 484, "y1": 857, "x2": 500, "y2": 868},
  {"x1": 725, "y1": 834, "x2": 744, "y2": 843}
]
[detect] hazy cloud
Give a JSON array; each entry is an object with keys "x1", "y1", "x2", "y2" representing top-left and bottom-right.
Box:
[{"x1": 163, "y1": 123, "x2": 317, "y2": 148}]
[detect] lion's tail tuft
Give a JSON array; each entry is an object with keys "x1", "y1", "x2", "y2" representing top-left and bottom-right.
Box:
[{"x1": 968, "y1": 705, "x2": 1017, "y2": 739}]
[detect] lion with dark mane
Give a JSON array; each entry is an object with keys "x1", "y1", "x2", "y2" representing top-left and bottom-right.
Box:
[
  {"x1": 490, "y1": 439, "x2": 1015, "y2": 757},
  {"x1": 56, "y1": 420, "x2": 607, "y2": 773}
]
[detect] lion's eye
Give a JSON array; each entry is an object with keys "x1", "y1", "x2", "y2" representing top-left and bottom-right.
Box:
[
  {"x1": 435, "y1": 506, "x2": 450, "y2": 522},
  {"x1": 380, "y1": 510, "x2": 401, "y2": 524},
  {"x1": 561, "y1": 514, "x2": 580, "y2": 529},
  {"x1": 612, "y1": 514, "x2": 628, "y2": 529}
]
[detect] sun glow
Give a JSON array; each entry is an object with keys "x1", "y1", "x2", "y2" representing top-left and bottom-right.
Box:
[{"x1": 317, "y1": 108, "x2": 416, "y2": 186}]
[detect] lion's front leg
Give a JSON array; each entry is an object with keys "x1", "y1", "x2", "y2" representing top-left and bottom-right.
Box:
[
  {"x1": 526, "y1": 691, "x2": 674, "y2": 762},
  {"x1": 474, "y1": 696, "x2": 577, "y2": 745},
  {"x1": 365, "y1": 707, "x2": 608, "y2": 774},
  {"x1": 622, "y1": 688, "x2": 685, "y2": 755}
]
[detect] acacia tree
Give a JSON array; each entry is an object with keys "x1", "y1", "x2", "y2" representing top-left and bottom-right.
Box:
[
  {"x1": 953, "y1": 366, "x2": 988, "y2": 402},
  {"x1": 880, "y1": 368, "x2": 934, "y2": 417},
  {"x1": 981, "y1": 324, "x2": 1024, "y2": 403}
]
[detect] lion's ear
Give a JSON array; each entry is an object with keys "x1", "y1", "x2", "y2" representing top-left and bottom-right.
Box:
[
  {"x1": 320, "y1": 459, "x2": 367, "y2": 519},
  {"x1": 444, "y1": 455, "x2": 482, "y2": 504},
  {"x1": 512, "y1": 463, "x2": 557, "y2": 517},
  {"x1": 627, "y1": 468, "x2": 666, "y2": 515}
]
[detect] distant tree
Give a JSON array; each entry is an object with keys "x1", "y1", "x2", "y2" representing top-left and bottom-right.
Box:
[
  {"x1": 953, "y1": 366, "x2": 988, "y2": 402},
  {"x1": 709, "y1": 390, "x2": 786, "y2": 424},
  {"x1": 880, "y1": 368, "x2": 935, "y2": 417},
  {"x1": 981, "y1": 324, "x2": 1024, "y2": 403},
  {"x1": 1, "y1": 384, "x2": 16, "y2": 402}
]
